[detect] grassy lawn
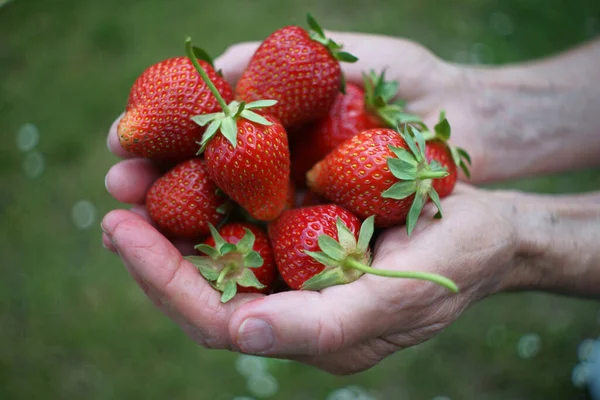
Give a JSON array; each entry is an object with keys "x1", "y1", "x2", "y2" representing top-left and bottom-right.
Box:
[{"x1": 1, "y1": 0, "x2": 599, "y2": 399}]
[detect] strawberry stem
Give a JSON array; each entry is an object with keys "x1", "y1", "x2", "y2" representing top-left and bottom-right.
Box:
[
  {"x1": 342, "y1": 257, "x2": 459, "y2": 293},
  {"x1": 216, "y1": 263, "x2": 235, "y2": 287},
  {"x1": 418, "y1": 170, "x2": 448, "y2": 180},
  {"x1": 185, "y1": 37, "x2": 231, "y2": 117}
]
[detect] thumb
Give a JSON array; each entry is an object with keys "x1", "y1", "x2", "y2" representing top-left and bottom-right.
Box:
[{"x1": 228, "y1": 279, "x2": 389, "y2": 357}]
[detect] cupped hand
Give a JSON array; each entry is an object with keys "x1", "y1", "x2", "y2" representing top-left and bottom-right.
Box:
[
  {"x1": 103, "y1": 32, "x2": 520, "y2": 375},
  {"x1": 102, "y1": 183, "x2": 521, "y2": 375}
]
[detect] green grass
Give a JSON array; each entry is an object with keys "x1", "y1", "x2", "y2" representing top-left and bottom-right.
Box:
[{"x1": 1, "y1": 0, "x2": 599, "y2": 399}]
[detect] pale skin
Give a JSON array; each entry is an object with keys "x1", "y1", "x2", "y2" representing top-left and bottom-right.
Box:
[{"x1": 102, "y1": 32, "x2": 600, "y2": 375}]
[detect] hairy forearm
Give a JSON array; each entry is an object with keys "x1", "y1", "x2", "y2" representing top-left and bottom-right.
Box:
[
  {"x1": 505, "y1": 190, "x2": 600, "y2": 297},
  {"x1": 456, "y1": 38, "x2": 600, "y2": 182}
]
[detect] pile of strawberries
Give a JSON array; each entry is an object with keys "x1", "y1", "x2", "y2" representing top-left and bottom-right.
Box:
[{"x1": 117, "y1": 15, "x2": 470, "y2": 302}]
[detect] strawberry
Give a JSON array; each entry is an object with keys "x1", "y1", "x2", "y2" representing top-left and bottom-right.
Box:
[
  {"x1": 185, "y1": 223, "x2": 276, "y2": 302},
  {"x1": 291, "y1": 71, "x2": 406, "y2": 187},
  {"x1": 268, "y1": 204, "x2": 458, "y2": 292},
  {"x1": 307, "y1": 127, "x2": 449, "y2": 235},
  {"x1": 421, "y1": 111, "x2": 472, "y2": 198},
  {"x1": 118, "y1": 55, "x2": 233, "y2": 161},
  {"x1": 185, "y1": 38, "x2": 291, "y2": 221},
  {"x1": 146, "y1": 158, "x2": 230, "y2": 239},
  {"x1": 234, "y1": 14, "x2": 358, "y2": 128}
]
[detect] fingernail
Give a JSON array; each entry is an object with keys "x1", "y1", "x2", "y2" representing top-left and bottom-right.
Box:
[{"x1": 237, "y1": 318, "x2": 274, "y2": 354}]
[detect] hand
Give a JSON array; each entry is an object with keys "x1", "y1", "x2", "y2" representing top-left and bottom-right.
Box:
[
  {"x1": 101, "y1": 184, "x2": 523, "y2": 374},
  {"x1": 101, "y1": 33, "x2": 531, "y2": 375}
]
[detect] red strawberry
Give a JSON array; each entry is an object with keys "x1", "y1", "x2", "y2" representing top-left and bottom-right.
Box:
[
  {"x1": 185, "y1": 223, "x2": 276, "y2": 302},
  {"x1": 118, "y1": 55, "x2": 233, "y2": 161},
  {"x1": 421, "y1": 111, "x2": 471, "y2": 198},
  {"x1": 290, "y1": 71, "x2": 406, "y2": 187},
  {"x1": 146, "y1": 158, "x2": 230, "y2": 239},
  {"x1": 185, "y1": 38, "x2": 291, "y2": 221},
  {"x1": 268, "y1": 204, "x2": 458, "y2": 292},
  {"x1": 268, "y1": 204, "x2": 366, "y2": 290},
  {"x1": 234, "y1": 14, "x2": 358, "y2": 128},
  {"x1": 307, "y1": 127, "x2": 449, "y2": 235}
]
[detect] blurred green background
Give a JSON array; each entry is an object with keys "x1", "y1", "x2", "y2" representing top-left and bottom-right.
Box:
[{"x1": 1, "y1": 0, "x2": 600, "y2": 399}]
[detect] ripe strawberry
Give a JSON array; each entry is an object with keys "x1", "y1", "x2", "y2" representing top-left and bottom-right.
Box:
[
  {"x1": 421, "y1": 111, "x2": 471, "y2": 198},
  {"x1": 307, "y1": 127, "x2": 449, "y2": 235},
  {"x1": 146, "y1": 158, "x2": 230, "y2": 239},
  {"x1": 185, "y1": 223, "x2": 276, "y2": 302},
  {"x1": 234, "y1": 14, "x2": 358, "y2": 128},
  {"x1": 291, "y1": 71, "x2": 406, "y2": 187},
  {"x1": 185, "y1": 38, "x2": 291, "y2": 221},
  {"x1": 118, "y1": 55, "x2": 233, "y2": 161},
  {"x1": 268, "y1": 204, "x2": 458, "y2": 292}
]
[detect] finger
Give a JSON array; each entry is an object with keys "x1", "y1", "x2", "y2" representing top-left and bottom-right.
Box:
[
  {"x1": 325, "y1": 31, "x2": 448, "y2": 100},
  {"x1": 214, "y1": 42, "x2": 260, "y2": 87},
  {"x1": 105, "y1": 158, "x2": 161, "y2": 204},
  {"x1": 107, "y1": 113, "x2": 135, "y2": 159},
  {"x1": 228, "y1": 279, "x2": 390, "y2": 357},
  {"x1": 294, "y1": 336, "x2": 400, "y2": 376},
  {"x1": 101, "y1": 209, "x2": 262, "y2": 349},
  {"x1": 102, "y1": 232, "x2": 117, "y2": 253}
]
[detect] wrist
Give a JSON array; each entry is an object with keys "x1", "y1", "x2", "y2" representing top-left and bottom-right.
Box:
[
  {"x1": 446, "y1": 60, "x2": 600, "y2": 183},
  {"x1": 501, "y1": 191, "x2": 600, "y2": 296}
]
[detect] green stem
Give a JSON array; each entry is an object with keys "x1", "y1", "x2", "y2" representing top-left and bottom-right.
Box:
[
  {"x1": 418, "y1": 170, "x2": 449, "y2": 180},
  {"x1": 185, "y1": 37, "x2": 231, "y2": 117},
  {"x1": 216, "y1": 264, "x2": 234, "y2": 287},
  {"x1": 343, "y1": 258, "x2": 459, "y2": 293}
]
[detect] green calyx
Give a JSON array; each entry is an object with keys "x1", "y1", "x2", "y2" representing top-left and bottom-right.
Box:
[
  {"x1": 420, "y1": 110, "x2": 472, "y2": 178},
  {"x1": 185, "y1": 37, "x2": 277, "y2": 153},
  {"x1": 302, "y1": 216, "x2": 459, "y2": 293},
  {"x1": 362, "y1": 69, "x2": 408, "y2": 127},
  {"x1": 306, "y1": 13, "x2": 358, "y2": 93},
  {"x1": 184, "y1": 224, "x2": 265, "y2": 303},
  {"x1": 381, "y1": 126, "x2": 449, "y2": 237}
]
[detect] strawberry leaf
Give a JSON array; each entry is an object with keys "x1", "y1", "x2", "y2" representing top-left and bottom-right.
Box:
[
  {"x1": 318, "y1": 235, "x2": 346, "y2": 261},
  {"x1": 433, "y1": 116, "x2": 451, "y2": 141},
  {"x1": 208, "y1": 224, "x2": 227, "y2": 251},
  {"x1": 197, "y1": 120, "x2": 222, "y2": 153},
  {"x1": 401, "y1": 127, "x2": 423, "y2": 161},
  {"x1": 236, "y1": 228, "x2": 256, "y2": 253},
  {"x1": 240, "y1": 110, "x2": 272, "y2": 125},
  {"x1": 301, "y1": 267, "x2": 359, "y2": 291},
  {"x1": 244, "y1": 251, "x2": 264, "y2": 268},
  {"x1": 194, "y1": 244, "x2": 220, "y2": 259},
  {"x1": 387, "y1": 158, "x2": 418, "y2": 181},
  {"x1": 192, "y1": 113, "x2": 221, "y2": 126},
  {"x1": 429, "y1": 188, "x2": 443, "y2": 219},
  {"x1": 357, "y1": 216, "x2": 375, "y2": 254},
  {"x1": 382, "y1": 181, "x2": 417, "y2": 200},
  {"x1": 458, "y1": 148, "x2": 472, "y2": 165},
  {"x1": 410, "y1": 126, "x2": 427, "y2": 159},
  {"x1": 306, "y1": 13, "x2": 325, "y2": 37},
  {"x1": 245, "y1": 100, "x2": 278, "y2": 109},
  {"x1": 192, "y1": 46, "x2": 215, "y2": 68},
  {"x1": 220, "y1": 117, "x2": 238, "y2": 148},
  {"x1": 220, "y1": 280, "x2": 238, "y2": 303},
  {"x1": 236, "y1": 268, "x2": 265, "y2": 289},
  {"x1": 304, "y1": 250, "x2": 339, "y2": 268},
  {"x1": 388, "y1": 146, "x2": 418, "y2": 166},
  {"x1": 406, "y1": 193, "x2": 426, "y2": 237},
  {"x1": 220, "y1": 243, "x2": 237, "y2": 255},
  {"x1": 336, "y1": 217, "x2": 357, "y2": 250},
  {"x1": 337, "y1": 51, "x2": 359, "y2": 62},
  {"x1": 186, "y1": 256, "x2": 221, "y2": 280}
]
